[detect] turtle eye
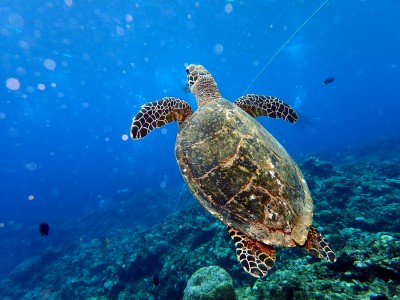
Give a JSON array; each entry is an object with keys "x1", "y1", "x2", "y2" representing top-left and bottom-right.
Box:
[
  {"x1": 186, "y1": 66, "x2": 197, "y2": 87},
  {"x1": 187, "y1": 75, "x2": 195, "y2": 87}
]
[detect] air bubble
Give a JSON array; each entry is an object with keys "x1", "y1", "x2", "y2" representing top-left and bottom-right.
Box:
[
  {"x1": 224, "y1": 3, "x2": 233, "y2": 14},
  {"x1": 44, "y1": 59, "x2": 56, "y2": 70},
  {"x1": 125, "y1": 14, "x2": 133, "y2": 23},
  {"x1": 18, "y1": 40, "x2": 30, "y2": 49},
  {"x1": 213, "y1": 44, "x2": 224, "y2": 55},
  {"x1": 5, "y1": 78, "x2": 20, "y2": 91},
  {"x1": 25, "y1": 162, "x2": 38, "y2": 171},
  {"x1": 8, "y1": 13, "x2": 24, "y2": 29},
  {"x1": 116, "y1": 26, "x2": 124, "y2": 36}
]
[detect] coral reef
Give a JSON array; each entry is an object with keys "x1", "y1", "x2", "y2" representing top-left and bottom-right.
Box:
[
  {"x1": 234, "y1": 230, "x2": 400, "y2": 300},
  {"x1": 0, "y1": 137, "x2": 399, "y2": 299},
  {"x1": 302, "y1": 156, "x2": 335, "y2": 178}
]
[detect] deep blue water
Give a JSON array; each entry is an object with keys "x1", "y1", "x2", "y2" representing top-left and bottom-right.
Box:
[{"x1": 1, "y1": 0, "x2": 399, "y2": 280}]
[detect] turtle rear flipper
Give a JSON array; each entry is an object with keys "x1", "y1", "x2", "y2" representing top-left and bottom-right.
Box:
[
  {"x1": 302, "y1": 226, "x2": 336, "y2": 262},
  {"x1": 131, "y1": 97, "x2": 193, "y2": 139},
  {"x1": 228, "y1": 226, "x2": 276, "y2": 278},
  {"x1": 234, "y1": 94, "x2": 298, "y2": 123}
]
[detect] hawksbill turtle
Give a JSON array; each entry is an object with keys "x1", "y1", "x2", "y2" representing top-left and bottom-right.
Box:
[{"x1": 130, "y1": 64, "x2": 336, "y2": 277}]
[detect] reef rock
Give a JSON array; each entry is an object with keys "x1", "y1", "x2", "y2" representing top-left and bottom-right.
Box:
[{"x1": 183, "y1": 265, "x2": 236, "y2": 300}]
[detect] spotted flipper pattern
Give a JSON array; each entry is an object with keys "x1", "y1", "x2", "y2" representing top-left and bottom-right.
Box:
[
  {"x1": 234, "y1": 94, "x2": 298, "y2": 123},
  {"x1": 228, "y1": 226, "x2": 276, "y2": 278},
  {"x1": 302, "y1": 226, "x2": 336, "y2": 263},
  {"x1": 131, "y1": 97, "x2": 193, "y2": 139}
]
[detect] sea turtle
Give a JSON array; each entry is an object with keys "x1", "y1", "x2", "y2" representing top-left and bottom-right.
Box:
[{"x1": 130, "y1": 64, "x2": 336, "y2": 277}]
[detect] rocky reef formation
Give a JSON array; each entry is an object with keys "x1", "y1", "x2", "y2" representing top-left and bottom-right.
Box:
[
  {"x1": 183, "y1": 266, "x2": 236, "y2": 300},
  {"x1": 0, "y1": 137, "x2": 399, "y2": 299}
]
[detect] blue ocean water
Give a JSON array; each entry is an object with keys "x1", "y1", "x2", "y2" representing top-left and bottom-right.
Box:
[{"x1": 1, "y1": 0, "x2": 400, "y2": 296}]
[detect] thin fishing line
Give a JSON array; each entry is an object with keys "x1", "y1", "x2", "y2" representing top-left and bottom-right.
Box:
[{"x1": 243, "y1": 0, "x2": 330, "y2": 94}]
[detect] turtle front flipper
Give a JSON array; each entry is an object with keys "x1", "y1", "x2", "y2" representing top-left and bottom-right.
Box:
[
  {"x1": 234, "y1": 94, "x2": 298, "y2": 123},
  {"x1": 301, "y1": 226, "x2": 336, "y2": 263},
  {"x1": 228, "y1": 226, "x2": 276, "y2": 278},
  {"x1": 131, "y1": 97, "x2": 193, "y2": 139}
]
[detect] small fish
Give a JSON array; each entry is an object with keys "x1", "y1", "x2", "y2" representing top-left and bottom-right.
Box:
[
  {"x1": 322, "y1": 77, "x2": 335, "y2": 85},
  {"x1": 152, "y1": 274, "x2": 159, "y2": 286},
  {"x1": 39, "y1": 222, "x2": 49, "y2": 236}
]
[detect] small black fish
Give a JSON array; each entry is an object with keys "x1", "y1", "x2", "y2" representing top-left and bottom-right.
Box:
[
  {"x1": 322, "y1": 77, "x2": 335, "y2": 85},
  {"x1": 152, "y1": 274, "x2": 159, "y2": 287},
  {"x1": 39, "y1": 222, "x2": 49, "y2": 236}
]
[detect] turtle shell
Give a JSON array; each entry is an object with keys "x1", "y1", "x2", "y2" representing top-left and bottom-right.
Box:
[{"x1": 175, "y1": 97, "x2": 313, "y2": 247}]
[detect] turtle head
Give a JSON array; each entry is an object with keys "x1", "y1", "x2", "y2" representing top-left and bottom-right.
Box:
[
  {"x1": 186, "y1": 64, "x2": 221, "y2": 107},
  {"x1": 186, "y1": 64, "x2": 211, "y2": 88}
]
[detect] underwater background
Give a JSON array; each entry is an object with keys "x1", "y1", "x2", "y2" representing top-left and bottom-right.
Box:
[{"x1": 1, "y1": 0, "x2": 399, "y2": 299}]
